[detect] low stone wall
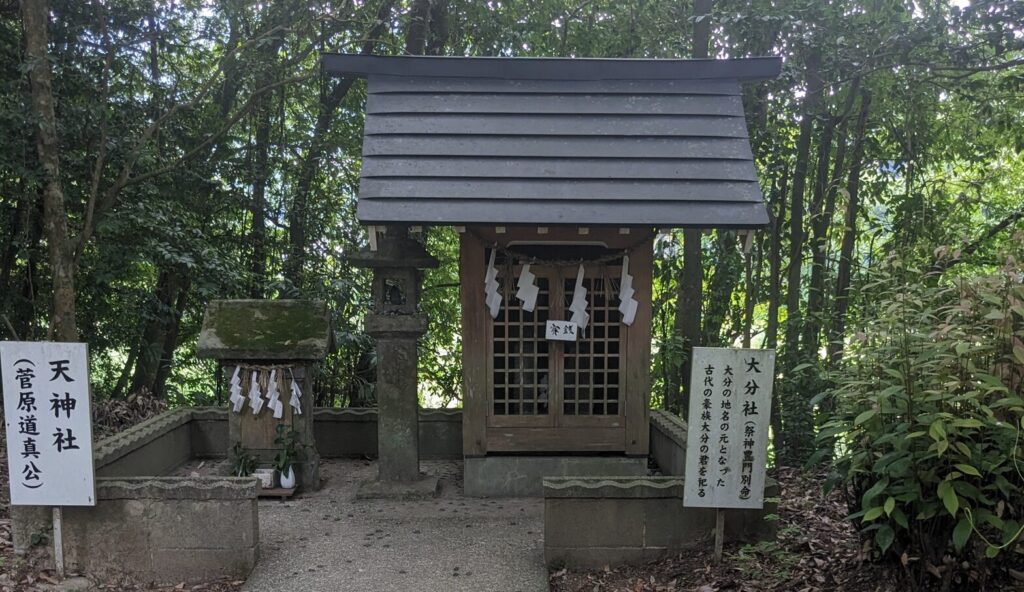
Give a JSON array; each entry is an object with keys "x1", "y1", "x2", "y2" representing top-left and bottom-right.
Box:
[
  {"x1": 94, "y1": 408, "x2": 195, "y2": 478},
  {"x1": 91, "y1": 406, "x2": 462, "y2": 465},
  {"x1": 12, "y1": 408, "x2": 259, "y2": 585},
  {"x1": 544, "y1": 476, "x2": 778, "y2": 568},
  {"x1": 312, "y1": 407, "x2": 462, "y2": 459},
  {"x1": 13, "y1": 406, "x2": 463, "y2": 575},
  {"x1": 465, "y1": 455, "x2": 649, "y2": 497},
  {"x1": 63, "y1": 477, "x2": 258, "y2": 583},
  {"x1": 649, "y1": 409, "x2": 687, "y2": 476}
]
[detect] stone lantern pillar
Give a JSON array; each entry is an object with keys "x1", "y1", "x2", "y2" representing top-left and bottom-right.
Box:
[{"x1": 350, "y1": 226, "x2": 439, "y2": 496}]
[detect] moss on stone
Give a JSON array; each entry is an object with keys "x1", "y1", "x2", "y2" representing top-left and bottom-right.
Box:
[{"x1": 197, "y1": 300, "x2": 331, "y2": 360}]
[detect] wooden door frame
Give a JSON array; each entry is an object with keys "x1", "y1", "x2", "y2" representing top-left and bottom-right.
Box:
[{"x1": 460, "y1": 227, "x2": 654, "y2": 456}]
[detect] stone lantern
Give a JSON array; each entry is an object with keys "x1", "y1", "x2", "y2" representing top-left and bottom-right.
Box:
[{"x1": 350, "y1": 226, "x2": 439, "y2": 495}]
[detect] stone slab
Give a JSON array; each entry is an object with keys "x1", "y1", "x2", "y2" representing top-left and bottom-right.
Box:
[{"x1": 465, "y1": 455, "x2": 649, "y2": 497}]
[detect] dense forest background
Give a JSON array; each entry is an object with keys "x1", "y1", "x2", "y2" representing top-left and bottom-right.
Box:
[{"x1": 2, "y1": 0, "x2": 1022, "y2": 470}]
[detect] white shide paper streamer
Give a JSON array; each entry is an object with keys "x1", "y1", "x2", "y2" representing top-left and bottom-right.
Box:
[
  {"x1": 618, "y1": 255, "x2": 639, "y2": 326},
  {"x1": 568, "y1": 264, "x2": 590, "y2": 331},
  {"x1": 229, "y1": 365, "x2": 245, "y2": 413},
  {"x1": 248, "y1": 371, "x2": 265, "y2": 414},
  {"x1": 289, "y1": 370, "x2": 303, "y2": 415},
  {"x1": 515, "y1": 263, "x2": 540, "y2": 312},
  {"x1": 266, "y1": 369, "x2": 284, "y2": 419},
  {"x1": 484, "y1": 248, "x2": 502, "y2": 319}
]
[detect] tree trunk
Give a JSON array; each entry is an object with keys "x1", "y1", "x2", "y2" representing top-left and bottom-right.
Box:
[
  {"x1": 405, "y1": 0, "x2": 432, "y2": 55},
  {"x1": 249, "y1": 98, "x2": 272, "y2": 298},
  {"x1": 828, "y1": 91, "x2": 871, "y2": 367},
  {"x1": 702, "y1": 231, "x2": 741, "y2": 346},
  {"x1": 778, "y1": 50, "x2": 823, "y2": 465},
  {"x1": 802, "y1": 77, "x2": 860, "y2": 362},
  {"x1": 153, "y1": 277, "x2": 191, "y2": 397},
  {"x1": 285, "y1": 0, "x2": 396, "y2": 290},
  {"x1": 129, "y1": 269, "x2": 185, "y2": 396},
  {"x1": 426, "y1": 0, "x2": 449, "y2": 55},
  {"x1": 742, "y1": 232, "x2": 763, "y2": 349},
  {"x1": 670, "y1": 0, "x2": 712, "y2": 416},
  {"x1": 766, "y1": 165, "x2": 788, "y2": 447},
  {"x1": 21, "y1": 0, "x2": 77, "y2": 341},
  {"x1": 800, "y1": 115, "x2": 835, "y2": 360},
  {"x1": 765, "y1": 164, "x2": 788, "y2": 351},
  {"x1": 782, "y1": 51, "x2": 822, "y2": 362},
  {"x1": 0, "y1": 190, "x2": 28, "y2": 305}
]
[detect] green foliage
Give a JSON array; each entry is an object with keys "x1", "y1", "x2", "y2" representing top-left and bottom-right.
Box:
[
  {"x1": 273, "y1": 424, "x2": 302, "y2": 473},
  {"x1": 28, "y1": 532, "x2": 48, "y2": 547},
  {"x1": 821, "y1": 238, "x2": 1024, "y2": 586},
  {"x1": 419, "y1": 227, "x2": 463, "y2": 407},
  {"x1": 229, "y1": 442, "x2": 258, "y2": 477}
]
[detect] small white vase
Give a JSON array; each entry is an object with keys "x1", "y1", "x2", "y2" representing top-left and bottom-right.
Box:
[{"x1": 279, "y1": 466, "x2": 296, "y2": 489}]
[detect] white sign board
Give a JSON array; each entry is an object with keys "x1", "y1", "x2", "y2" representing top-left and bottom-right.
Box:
[
  {"x1": 683, "y1": 347, "x2": 775, "y2": 510},
  {"x1": 1, "y1": 342, "x2": 95, "y2": 506},
  {"x1": 545, "y1": 319, "x2": 579, "y2": 341}
]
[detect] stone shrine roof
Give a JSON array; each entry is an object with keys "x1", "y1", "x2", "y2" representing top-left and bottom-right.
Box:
[{"x1": 197, "y1": 299, "x2": 332, "y2": 361}]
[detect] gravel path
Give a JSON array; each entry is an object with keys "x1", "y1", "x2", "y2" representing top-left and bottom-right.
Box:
[{"x1": 242, "y1": 459, "x2": 548, "y2": 592}]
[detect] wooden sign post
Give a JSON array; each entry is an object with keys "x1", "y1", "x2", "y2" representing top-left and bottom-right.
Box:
[
  {"x1": 682, "y1": 347, "x2": 775, "y2": 564},
  {"x1": 1, "y1": 342, "x2": 96, "y2": 578}
]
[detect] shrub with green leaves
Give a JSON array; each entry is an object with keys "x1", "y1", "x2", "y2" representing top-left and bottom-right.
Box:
[{"x1": 820, "y1": 239, "x2": 1024, "y2": 589}]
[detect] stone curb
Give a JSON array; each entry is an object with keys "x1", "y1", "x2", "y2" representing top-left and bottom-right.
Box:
[
  {"x1": 96, "y1": 476, "x2": 258, "y2": 500},
  {"x1": 543, "y1": 476, "x2": 685, "y2": 499}
]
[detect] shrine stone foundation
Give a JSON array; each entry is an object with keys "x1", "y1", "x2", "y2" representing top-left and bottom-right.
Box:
[{"x1": 11, "y1": 406, "x2": 777, "y2": 583}]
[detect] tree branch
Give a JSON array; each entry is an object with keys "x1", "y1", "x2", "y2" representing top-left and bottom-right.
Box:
[{"x1": 931, "y1": 204, "x2": 1024, "y2": 273}]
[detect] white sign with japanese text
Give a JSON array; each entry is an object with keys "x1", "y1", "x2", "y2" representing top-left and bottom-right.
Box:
[
  {"x1": 545, "y1": 319, "x2": 579, "y2": 342},
  {"x1": 1, "y1": 342, "x2": 95, "y2": 506},
  {"x1": 683, "y1": 347, "x2": 775, "y2": 510}
]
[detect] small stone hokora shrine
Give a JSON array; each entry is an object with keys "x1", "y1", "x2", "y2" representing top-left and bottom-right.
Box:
[
  {"x1": 197, "y1": 299, "x2": 331, "y2": 490},
  {"x1": 325, "y1": 54, "x2": 782, "y2": 496}
]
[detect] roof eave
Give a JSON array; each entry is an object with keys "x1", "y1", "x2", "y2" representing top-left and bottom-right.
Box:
[{"x1": 322, "y1": 54, "x2": 782, "y2": 82}]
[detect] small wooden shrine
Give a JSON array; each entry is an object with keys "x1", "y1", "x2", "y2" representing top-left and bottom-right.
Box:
[
  {"x1": 324, "y1": 54, "x2": 780, "y2": 489},
  {"x1": 197, "y1": 299, "x2": 331, "y2": 489}
]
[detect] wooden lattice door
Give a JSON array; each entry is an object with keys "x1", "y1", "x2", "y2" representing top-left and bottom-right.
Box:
[{"x1": 487, "y1": 263, "x2": 627, "y2": 451}]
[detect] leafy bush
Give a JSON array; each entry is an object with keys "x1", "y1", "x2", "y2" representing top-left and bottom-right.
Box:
[{"x1": 820, "y1": 240, "x2": 1024, "y2": 590}]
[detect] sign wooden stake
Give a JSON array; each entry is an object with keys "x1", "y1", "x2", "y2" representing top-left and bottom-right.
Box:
[
  {"x1": 713, "y1": 508, "x2": 725, "y2": 564},
  {"x1": 53, "y1": 507, "x2": 65, "y2": 578}
]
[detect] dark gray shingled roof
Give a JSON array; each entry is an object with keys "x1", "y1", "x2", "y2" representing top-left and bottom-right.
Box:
[{"x1": 323, "y1": 54, "x2": 781, "y2": 228}]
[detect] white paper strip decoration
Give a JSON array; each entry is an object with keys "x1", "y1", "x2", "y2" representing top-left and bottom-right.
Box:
[
  {"x1": 618, "y1": 255, "x2": 639, "y2": 326},
  {"x1": 515, "y1": 263, "x2": 540, "y2": 312},
  {"x1": 248, "y1": 371, "x2": 264, "y2": 415},
  {"x1": 568, "y1": 264, "x2": 590, "y2": 331},
  {"x1": 289, "y1": 370, "x2": 303, "y2": 415},
  {"x1": 266, "y1": 369, "x2": 284, "y2": 419},
  {"x1": 484, "y1": 248, "x2": 502, "y2": 319},
  {"x1": 229, "y1": 365, "x2": 245, "y2": 413}
]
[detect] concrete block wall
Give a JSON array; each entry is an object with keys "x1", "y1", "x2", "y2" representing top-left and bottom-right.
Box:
[
  {"x1": 543, "y1": 476, "x2": 778, "y2": 568},
  {"x1": 63, "y1": 477, "x2": 258, "y2": 584}
]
